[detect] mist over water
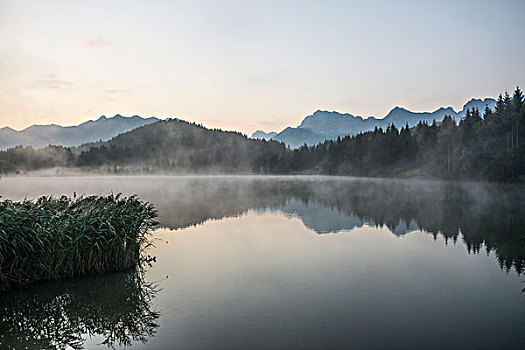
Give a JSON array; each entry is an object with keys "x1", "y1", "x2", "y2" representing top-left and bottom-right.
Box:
[{"x1": 1, "y1": 176, "x2": 524, "y2": 349}]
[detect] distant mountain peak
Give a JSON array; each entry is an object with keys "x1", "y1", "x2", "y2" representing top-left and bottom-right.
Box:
[
  {"x1": 311, "y1": 110, "x2": 356, "y2": 118},
  {"x1": 385, "y1": 106, "x2": 409, "y2": 118},
  {"x1": 251, "y1": 130, "x2": 278, "y2": 141},
  {"x1": 392, "y1": 106, "x2": 407, "y2": 112},
  {"x1": 461, "y1": 97, "x2": 496, "y2": 113},
  {"x1": 258, "y1": 96, "x2": 498, "y2": 148},
  {"x1": 435, "y1": 106, "x2": 455, "y2": 112},
  {"x1": 0, "y1": 114, "x2": 160, "y2": 150}
]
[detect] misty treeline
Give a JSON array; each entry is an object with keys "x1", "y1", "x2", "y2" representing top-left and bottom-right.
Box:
[
  {"x1": 291, "y1": 87, "x2": 525, "y2": 181},
  {"x1": 1, "y1": 87, "x2": 523, "y2": 182},
  {"x1": 0, "y1": 146, "x2": 74, "y2": 174}
]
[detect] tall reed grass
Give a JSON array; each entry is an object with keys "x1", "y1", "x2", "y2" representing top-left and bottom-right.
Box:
[{"x1": 0, "y1": 194, "x2": 157, "y2": 291}]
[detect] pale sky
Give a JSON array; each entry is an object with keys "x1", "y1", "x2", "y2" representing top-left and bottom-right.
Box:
[{"x1": 1, "y1": 0, "x2": 524, "y2": 134}]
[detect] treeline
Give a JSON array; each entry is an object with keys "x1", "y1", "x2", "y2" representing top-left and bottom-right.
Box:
[
  {"x1": 289, "y1": 87, "x2": 525, "y2": 181},
  {"x1": 0, "y1": 88, "x2": 523, "y2": 182},
  {"x1": 0, "y1": 145, "x2": 74, "y2": 174}
]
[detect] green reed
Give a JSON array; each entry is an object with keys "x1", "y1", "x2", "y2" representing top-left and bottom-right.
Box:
[{"x1": 0, "y1": 194, "x2": 158, "y2": 291}]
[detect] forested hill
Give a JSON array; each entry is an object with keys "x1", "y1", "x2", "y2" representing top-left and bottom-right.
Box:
[{"x1": 76, "y1": 119, "x2": 288, "y2": 173}]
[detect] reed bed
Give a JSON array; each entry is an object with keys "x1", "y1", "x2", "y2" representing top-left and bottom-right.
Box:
[{"x1": 0, "y1": 194, "x2": 157, "y2": 291}]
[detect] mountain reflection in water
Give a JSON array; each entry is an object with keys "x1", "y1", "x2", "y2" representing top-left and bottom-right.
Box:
[{"x1": 141, "y1": 177, "x2": 524, "y2": 275}]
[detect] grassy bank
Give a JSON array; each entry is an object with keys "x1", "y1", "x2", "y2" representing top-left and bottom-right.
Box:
[{"x1": 0, "y1": 194, "x2": 157, "y2": 291}]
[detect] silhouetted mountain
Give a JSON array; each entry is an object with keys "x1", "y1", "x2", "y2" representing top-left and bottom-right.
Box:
[
  {"x1": 0, "y1": 115, "x2": 159, "y2": 150},
  {"x1": 252, "y1": 130, "x2": 278, "y2": 140},
  {"x1": 253, "y1": 98, "x2": 496, "y2": 147},
  {"x1": 272, "y1": 127, "x2": 327, "y2": 149}
]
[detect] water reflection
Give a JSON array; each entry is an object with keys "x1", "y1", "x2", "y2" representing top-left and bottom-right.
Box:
[
  {"x1": 0, "y1": 269, "x2": 160, "y2": 349},
  {"x1": 146, "y1": 178, "x2": 525, "y2": 275},
  {"x1": 1, "y1": 176, "x2": 523, "y2": 275}
]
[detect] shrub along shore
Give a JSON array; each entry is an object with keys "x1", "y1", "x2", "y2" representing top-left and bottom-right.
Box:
[{"x1": 0, "y1": 194, "x2": 157, "y2": 292}]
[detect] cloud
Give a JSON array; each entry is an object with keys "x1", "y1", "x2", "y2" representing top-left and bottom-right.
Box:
[
  {"x1": 104, "y1": 88, "x2": 132, "y2": 94},
  {"x1": 78, "y1": 38, "x2": 107, "y2": 47},
  {"x1": 32, "y1": 77, "x2": 74, "y2": 89}
]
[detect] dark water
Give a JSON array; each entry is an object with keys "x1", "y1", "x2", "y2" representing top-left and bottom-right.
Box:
[{"x1": 1, "y1": 176, "x2": 524, "y2": 349}]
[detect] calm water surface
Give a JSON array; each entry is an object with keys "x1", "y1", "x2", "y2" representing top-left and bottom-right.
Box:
[{"x1": 1, "y1": 176, "x2": 524, "y2": 349}]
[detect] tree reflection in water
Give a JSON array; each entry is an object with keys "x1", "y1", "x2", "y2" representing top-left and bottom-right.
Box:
[
  {"x1": 0, "y1": 269, "x2": 160, "y2": 349},
  {"x1": 147, "y1": 178, "x2": 525, "y2": 275}
]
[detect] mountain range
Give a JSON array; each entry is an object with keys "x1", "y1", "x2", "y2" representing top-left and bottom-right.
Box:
[
  {"x1": 0, "y1": 97, "x2": 497, "y2": 150},
  {"x1": 253, "y1": 98, "x2": 497, "y2": 148},
  {"x1": 0, "y1": 115, "x2": 158, "y2": 150}
]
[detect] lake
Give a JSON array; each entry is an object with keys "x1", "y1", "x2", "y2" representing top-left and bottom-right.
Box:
[{"x1": 1, "y1": 176, "x2": 524, "y2": 349}]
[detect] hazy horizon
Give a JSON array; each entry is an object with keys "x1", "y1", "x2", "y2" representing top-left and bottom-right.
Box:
[{"x1": 1, "y1": 0, "x2": 524, "y2": 134}]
